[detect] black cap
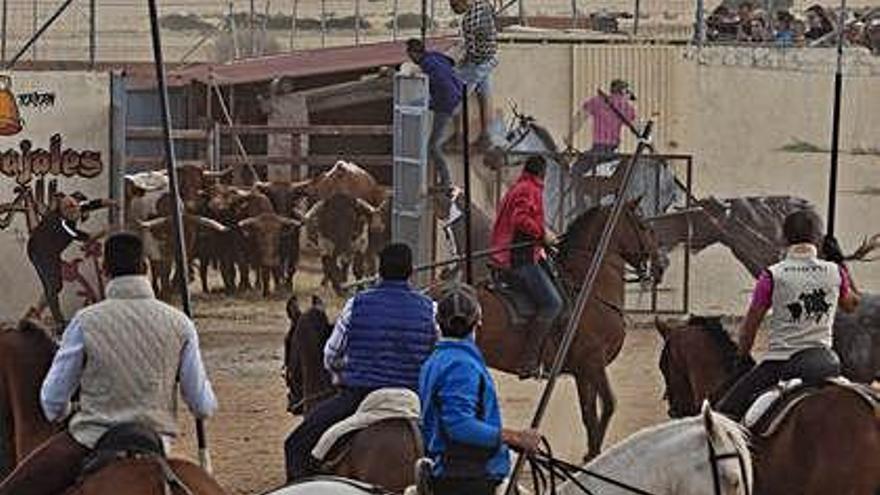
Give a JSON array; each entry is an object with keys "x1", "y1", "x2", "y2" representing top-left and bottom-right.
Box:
[{"x1": 436, "y1": 283, "x2": 482, "y2": 337}]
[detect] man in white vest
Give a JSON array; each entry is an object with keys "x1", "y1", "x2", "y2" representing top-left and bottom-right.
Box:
[
  {"x1": 0, "y1": 232, "x2": 218, "y2": 495},
  {"x1": 717, "y1": 210, "x2": 860, "y2": 420}
]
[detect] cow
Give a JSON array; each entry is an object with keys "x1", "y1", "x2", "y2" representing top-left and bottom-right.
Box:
[
  {"x1": 302, "y1": 193, "x2": 384, "y2": 295},
  {"x1": 294, "y1": 160, "x2": 388, "y2": 207},
  {"x1": 254, "y1": 181, "x2": 310, "y2": 290},
  {"x1": 238, "y1": 211, "x2": 302, "y2": 296}
]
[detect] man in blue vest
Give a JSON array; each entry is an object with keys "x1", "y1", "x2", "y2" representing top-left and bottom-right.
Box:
[{"x1": 284, "y1": 243, "x2": 438, "y2": 481}]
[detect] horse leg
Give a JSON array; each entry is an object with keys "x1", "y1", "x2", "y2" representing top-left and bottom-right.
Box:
[
  {"x1": 594, "y1": 367, "x2": 617, "y2": 456},
  {"x1": 574, "y1": 371, "x2": 600, "y2": 462}
]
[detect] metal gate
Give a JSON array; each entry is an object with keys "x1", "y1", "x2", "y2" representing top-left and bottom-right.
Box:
[{"x1": 392, "y1": 73, "x2": 432, "y2": 284}]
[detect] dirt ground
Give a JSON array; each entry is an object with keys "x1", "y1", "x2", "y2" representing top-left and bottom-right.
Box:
[{"x1": 168, "y1": 266, "x2": 681, "y2": 495}]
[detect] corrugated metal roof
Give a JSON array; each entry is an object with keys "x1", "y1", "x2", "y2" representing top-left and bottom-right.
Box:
[{"x1": 164, "y1": 37, "x2": 455, "y2": 87}]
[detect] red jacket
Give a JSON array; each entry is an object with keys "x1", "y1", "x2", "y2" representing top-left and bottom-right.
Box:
[{"x1": 490, "y1": 172, "x2": 546, "y2": 268}]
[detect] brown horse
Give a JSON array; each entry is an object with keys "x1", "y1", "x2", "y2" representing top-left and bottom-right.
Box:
[
  {"x1": 0, "y1": 320, "x2": 58, "y2": 477},
  {"x1": 284, "y1": 297, "x2": 422, "y2": 493},
  {"x1": 0, "y1": 319, "x2": 226, "y2": 494},
  {"x1": 656, "y1": 317, "x2": 880, "y2": 495},
  {"x1": 474, "y1": 202, "x2": 663, "y2": 461}
]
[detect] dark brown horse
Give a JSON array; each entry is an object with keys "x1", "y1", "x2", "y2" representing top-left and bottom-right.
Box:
[
  {"x1": 284, "y1": 297, "x2": 422, "y2": 493},
  {"x1": 474, "y1": 202, "x2": 662, "y2": 461},
  {"x1": 64, "y1": 457, "x2": 227, "y2": 494},
  {"x1": 656, "y1": 317, "x2": 880, "y2": 494},
  {"x1": 0, "y1": 320, "x2": 58, "y2": 478}
]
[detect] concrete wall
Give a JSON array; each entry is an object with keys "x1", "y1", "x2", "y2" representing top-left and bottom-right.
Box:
[{"x1": 491, "y1": 42, "x2": 880, "y2": 313}]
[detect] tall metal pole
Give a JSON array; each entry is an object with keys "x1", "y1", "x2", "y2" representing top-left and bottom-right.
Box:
[
  {"x1": 289, "y1": 0, "x2": 298, "y2": 50},
  {"x1": 827, "y1": 0, "x2": 846, "y2": 237},
  {"x1": 89, "y1": 0, "x2": 96, "y2": 67},
  {"x1": 504, "y1": 123, "x2": 655, "y2": 494},
  {"x1": 146, "y1": 0, "x2": 212, "y2": 473},
  {"x1": 392, "y1": 0, "x2": 399, "y2": 41},
  {"x1": 249, "y1": 0, "x2": 255, "y2": 56},
  {"x1": 518, "y1": 0, "x2": 525, "y2": 26},
  {"x1": 421, "y1": 0, "x2": 428, "y2": 42},
  {"x1": 461, "y1": 85, "x2": 473, "y2": 284},
  {"x1": 633, "y1": 0, "x2": 640, "y2": 35},
  {"x1": 32, "y1": 0, "x2": 38, "y2": 60},
  {"x1": 1, "y1": 0, "x2": 7, "y2": 62},
  {"x1": 355, "y1": 0, "x2": 361, "y2": 46},
  {"x1": 695, "y1": 0, "x2": 706, "y2": 47},
  {"x1": 320, "y1": 0, "x2": 326, "y2": 48}
]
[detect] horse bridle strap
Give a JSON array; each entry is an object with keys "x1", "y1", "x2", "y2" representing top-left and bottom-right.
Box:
[{"x1": 706, "y1": 431, "x2": 751, "y2": 495}]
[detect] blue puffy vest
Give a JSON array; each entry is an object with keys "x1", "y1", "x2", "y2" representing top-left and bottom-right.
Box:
[{"x1": 341, "y1": 280, "x2": 437, "y2": 390}]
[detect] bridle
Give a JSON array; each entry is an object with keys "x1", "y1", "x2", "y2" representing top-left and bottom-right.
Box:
[{"x1": 524, "y1": 424, "x2": 750, "y2": 495}]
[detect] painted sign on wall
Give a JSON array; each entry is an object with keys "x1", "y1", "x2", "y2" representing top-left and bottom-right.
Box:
[{"x1": 0, "y1": 71, "x2": 112, "y2": 324}]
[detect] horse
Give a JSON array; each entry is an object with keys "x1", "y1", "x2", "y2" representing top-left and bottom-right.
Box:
[
  {"x1": 485, "y1": 108, "x2": 682, "y2": 231},
  {"x1": 63, "y1": 457, "x2": 226, "y2": 494},
  {"x1": 284, "y1": 297, "x2": 423, "y2": 493},
  {"x1": 655, "y1": 316, "x2": 880, "y2": 495},
  {"x1": 555, "y1": 403, "x2": 752, "y2": 495},
  {"x1": 648, "y1": 196, "x2": 880, "y2": 382},
  {"x1": 0, "y1": 320, "x2": 58, "y2": 478},
  {"x1": 471, "y1": 202, "x2": 663, "y2": 461}
]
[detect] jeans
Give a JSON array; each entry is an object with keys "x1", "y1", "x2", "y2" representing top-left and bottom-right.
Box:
[
  {"x1": 514, "y1": 262, "x2": 564, "y2": 325},
  {"x1": 284, "y1": 387, "x2": 373, "y2": 481},
  {"x1": 433, "y1": 477, "x2": 499, "y2": 495},
  {"x1": 0, "y1": 431, "x2": 90, "y2": 495},
  {"x1": 429, "y1": 110, "x2": 455, "y2": 188},
  {"x1": 456, "y1": 58, "x2": 497, "y2": 97},
  {"x1": 716, "y1": 360, "x2": 789, "y2": 421},
  {"x1": 572, "y1": 143, "x2": 619, "y2": 214}
]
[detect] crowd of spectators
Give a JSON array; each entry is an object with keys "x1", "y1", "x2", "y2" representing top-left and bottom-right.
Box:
[{"x1": 705, "y1": 2, "x2": 879, "y2": 53}]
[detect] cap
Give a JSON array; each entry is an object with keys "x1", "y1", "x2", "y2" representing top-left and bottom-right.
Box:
[
  {"x1": 610, "y1": 79, "x2": 630, "y2": 92},
  {"x1": 436, "y1": 283, "x2": 482, "y2": 332}
]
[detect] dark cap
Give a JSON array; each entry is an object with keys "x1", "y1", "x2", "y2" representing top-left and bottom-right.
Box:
[{"x1": 436, "y1": 283, "x2": 482, "y2": 337}]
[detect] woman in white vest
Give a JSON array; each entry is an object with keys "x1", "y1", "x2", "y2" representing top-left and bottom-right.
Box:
[
  {"x1": 0, "y1": 232, "x2": 217, "y2": 495},
  {"x1": 716, "y1": 210, "x2": 860, "y2": 420}
]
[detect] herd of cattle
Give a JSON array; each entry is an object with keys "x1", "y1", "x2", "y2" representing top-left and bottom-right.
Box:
[{"x1": 124, "y1": 161, "x2": 391, "y2": 298}]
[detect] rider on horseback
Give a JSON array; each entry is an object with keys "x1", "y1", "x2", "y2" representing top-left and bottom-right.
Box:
[
  {"x1": 716, "y1": 210, "x2": 860, "y2": 420},
  {"x1": 489, "y1": 156, "x2": 564, "y2": 379},
  {"x1": 0, "y1": 232, "x2": 217, "y2": 495},
  {"x1": 284, "y1": 243, "x2": 438, "y2": 482},
  {"x1": 421, "y1": 284, "x2": 541, "y2": 495}
]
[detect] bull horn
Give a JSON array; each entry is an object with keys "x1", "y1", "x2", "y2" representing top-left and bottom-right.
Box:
[
  {"x1": 138, "y1": 217, "x2": 168, "y2": 230},
  {"x1": 303, "y1": 199, "x2": 325, "y2": 221},
  {"x1": 204, "y1": 167, "x2": 234, "y2": 178},
  {"x1": 355, "y1": 198, "x2": 378, "y2": 215},
  {"x1": 189, "y1": 215, "x2": 229, "y2": 233}
]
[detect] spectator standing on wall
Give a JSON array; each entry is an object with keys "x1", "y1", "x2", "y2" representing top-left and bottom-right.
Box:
[{"x1": 450, "y1": 0, "x2": 498, "y2": 149}]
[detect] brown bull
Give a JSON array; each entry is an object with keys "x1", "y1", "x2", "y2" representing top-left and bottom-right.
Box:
[{"x1": 238, "y1": 212, "x2": 302, "y2": 297}]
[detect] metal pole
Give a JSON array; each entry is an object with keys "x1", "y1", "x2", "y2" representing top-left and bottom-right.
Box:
[
  {"x1": 633, "y1": 0, "x2": 640, "y2": 36},
  {"x1": 430, "y1": 0, "x2": 435, "y2": 34},
  {"x1": 695, "y1": 0, "x2": 706, "y2": 46},
  {"x1": 355, "y1": 0, "x2": 361, "y2": 46},
  {"x1": 421, "y1": 0, "x2": 428, "y2": 42},
  {"x1": 146, "y1": 0, "x2": 211, "y2": 473},
  {"x1": 320, "y1": 0, "x2": 326, "y2": 48},
  {"x1": 6, "y1": 0, "x2": 75, "y2": 69},
  {"x1": 229, "y1": 2, "x2": 240, "y2": 59},
  {"x1": 827, "y1": 0, "x2": 846, "y2": 237},
  {"x1": 462, "y1": 85, "x2": 473, "y2": 284},
  {"x1": 518, "y1": 0, "x2": 525, "y2": 26},
  {"x1": 505, "y1": 122, "x2": 655, "y2": 494},
  {"x1": 32, "y1": 0, "x2": 37, "y2": 60},
  {"x1": 250, "y1": 0, "x2": 256, "y2": 56},
  {"x1": 571, "y1": 0, "x2": 577, "y2": 28},
  {"x1": 393, "y1": 0, "x2": 399, "y2": 41},
  {"x1": 1, "y1": 0, "x2": 7, "y2": 62},
  {"x1": 289, "y1": 0, "x2": 298, "y2": 50},
  {"x1": 89, "y1": 0, "x2": 96, "y2": 66}
]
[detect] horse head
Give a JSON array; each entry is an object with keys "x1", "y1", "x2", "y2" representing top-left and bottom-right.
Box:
[{"x1": 655, "y1": 316, "x2": 744, "y2": 418}]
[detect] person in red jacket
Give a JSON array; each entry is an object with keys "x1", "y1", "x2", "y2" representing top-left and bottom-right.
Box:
[{"x1": 489, "y1": 156, "x2": 563, "y2": 379}]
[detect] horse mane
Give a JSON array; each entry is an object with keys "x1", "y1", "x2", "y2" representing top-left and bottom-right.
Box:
[
  {"x1": 688, "y1": 315, "x2": 739, "y2": 373},
  {"x1": 558, "y1": 205, "x2": 608, "y2": 260}
]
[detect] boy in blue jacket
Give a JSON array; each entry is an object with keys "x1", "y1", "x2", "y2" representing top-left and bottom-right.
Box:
[{"x1": 420, "y1": 284, "x2": 540, "y2": 495}]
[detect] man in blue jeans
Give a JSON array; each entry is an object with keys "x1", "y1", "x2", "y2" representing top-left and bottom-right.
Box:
[
  {"x1": 283, "y1": 243, "x2": 438, "y2": 481},
  {"x1": 489, "y1": 157, "x2": 564, "y2": 379},
  {"x1": 450, "y1": 0, "x2": 498, "y2": 146},
  {"x1": 420, "y1": 284, "x2": 541, "y2": 495},
  {"x1": 406, "y1": 38, "x2": 462, "y2": 192}
]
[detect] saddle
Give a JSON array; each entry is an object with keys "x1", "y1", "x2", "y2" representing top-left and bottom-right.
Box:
[
  {"x1": 80, "y1": 423, "x2": 193, "y2": 495},
  {"x1": 744, "y1": 379, "x2": 880, "y2": 438},
  {"x1": 486, "y1": 268, "x2": 536, "y2": 326}
]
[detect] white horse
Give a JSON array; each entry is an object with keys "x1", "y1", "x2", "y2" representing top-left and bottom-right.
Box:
[
  {"x1": 557, "y1": 402, "x2": 752, "y2": 495},
  {"x1": 264, "y1": 403, "x2": 752, "y2": 495}
]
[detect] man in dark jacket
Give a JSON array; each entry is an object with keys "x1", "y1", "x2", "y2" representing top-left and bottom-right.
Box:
[
  {"x1": 420, "y1": 284, "x2": 540, "y2": 495},
  {"x1": 27, "y1": 193, "x2": 112, "y2": 329},
  {"x1": 489, "y1": 156, "x2": 563, "y2": 378},
  {"x1": 406, "y1": 38, "x2": 462, "y2": 191},
  {"x1": 284, "y1": 243, "x2": 438, "y2": 481}
]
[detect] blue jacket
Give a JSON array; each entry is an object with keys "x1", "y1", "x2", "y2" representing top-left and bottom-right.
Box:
[
  {"x1": 419, "y1": 338, "x2": 510, "y2": 481},
  {"x1": 419, "y1": 51, "x2": 463, "y2": 115},
  {"x1": 339, "y1": 280, "x2": 437, "y2": 390}
]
